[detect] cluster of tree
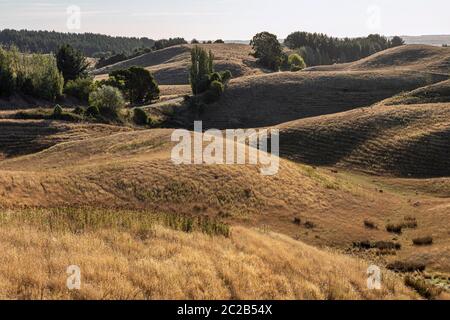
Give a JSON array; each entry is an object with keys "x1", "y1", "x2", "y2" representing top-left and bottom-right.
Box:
[
  {"x1": 191, "y1": 39, "x2": 225, "y2": 44},
  {"x1": 152, "y1": 38, "x2": 187, "y2": 50},
  {"x1": 0, "y1": 29, "x2": 155, "y2": 56},
  {"x1": 189, "y1": 46, "x2": 232, "y2": 104},
  {"x1": 284, "y1": 31, "x2": 405, "y2": 66},
  {"x1": 0, "y1": 46, "x2": 64, "y2": 101},
  {"x1": 99, "y1": 67, "x2": 160, "y2": 105}
]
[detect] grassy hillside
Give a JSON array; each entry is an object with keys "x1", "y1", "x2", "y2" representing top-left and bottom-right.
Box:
[
  {"x1": 0, "y1": 208, "x2": 418, "y2": 300},
  {"x1": 276, "y1": 103, "x2": 450, "y2": 178},
  {"x1": 379, "y1": 79, "x2": 450, "y2": 105},
  {"x1": 173, "y1": 70, "x2": 446, "y2": 129},
  {"x1": 306, "y1": 45, "x2": 450, "y2": 74},
  {"x1": 93, "y1": 44, "x2": 262, "y2": 85}
]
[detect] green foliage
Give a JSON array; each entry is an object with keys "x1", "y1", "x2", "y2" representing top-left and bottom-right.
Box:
[
  {"x1": 53, "y1": 104, "x2": 63, "y2": 116},
  {"x1": 133, "y1": 107, "x2": 149, "y2": 125},
  {"x1": 0, "y1": 29, "x2": 155, "y2": 56},
  {"x1": 204, "y1": 80, "x2": 224, "y2": 103},
  {"x1": 220, "y1": 70, "x2": 232, "y2": 84},
  {"x1": 191, "y1": 39, "x2": 200, "y2": 44},
  {"x1": 214, "y1": 39, "x2": 225, "y2": 44},
  {"x1": 288, "y1": 53, "x2": 306, "y2": 71},
  {"x1": 56, "y1": 44, "x2": 89, "y2": 83},
  {"x1": 285, "y1": 31, "x2": 402, "y2": 66},
  {"x1": 107, "y1": 67, "x2": 160, "y2": 105},
  {"x1": 0, "y1": 46, "x2": 63, "y2": 100},
  {"x1": 152, "y1": 37, "x2": 187, "y2": 50},
  {"x1": 64, "y1": 77, "x2": 95, "y2": 102},
  {"x1": 86, "y1": 105, "x2": 100, "y2": 117},
  {"x1": 250, "y1": 32, "x2": 283, "y2": 71},
  {"x1": 89, "y1": 85, "x2": 125, "y2": 118},
  {"x1": 189, "y1": 46, "x2": 214, "y2": 95},
  {"x1": 390, "y1": 36, "x2": 405, "y2": 47}
]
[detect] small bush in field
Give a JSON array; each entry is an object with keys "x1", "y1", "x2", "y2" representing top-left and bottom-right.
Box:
[
  {"x1": 64, "y1": 77, "x2": 95, "y2": 102},
  {"x1": 386, "y1": 223, "x2": 403, "y2": 234},
  {"x1": 133, "y1": 108, "x2": 149, "y2": 125},
  {"x1": 86, "y1": 105, "x2": 100, "y2": 117},
  {"x1": 204, "y1": 80, "x2": 224, "y2": 103},
  {"x1": 412, "y1": 236, "x2": 433, "y2": 246},
  {"x1": 387, "y1": 261, "x2": 426, "y2": 273},
  {"x1": 89, "y1": 85, "x2": 125, "y2": 118},
  {"x1": 364, "y1": 220, "x2": 377, "y2": 229},
  {"x1": 53, "y1": 104, "x2": 63, "y2": 116}
]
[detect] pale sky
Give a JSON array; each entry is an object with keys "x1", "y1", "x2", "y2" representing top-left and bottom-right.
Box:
[{"x1": 0, "y1": 0, "x2": 449, "y2": 40}]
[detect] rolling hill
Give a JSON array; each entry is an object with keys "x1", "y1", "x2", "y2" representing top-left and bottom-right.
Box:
[{"x1": 93, "y1": 43, "x2": 263, "y2": 85}]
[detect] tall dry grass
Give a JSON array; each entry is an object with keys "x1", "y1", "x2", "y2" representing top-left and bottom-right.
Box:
[{"x1": 0, "y1": 208, "x2": 417, "y2": 300}]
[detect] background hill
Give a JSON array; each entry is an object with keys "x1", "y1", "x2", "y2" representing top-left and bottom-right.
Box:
[{"x1": 93, "y1": 43, "x2": 263, "y2": 85}]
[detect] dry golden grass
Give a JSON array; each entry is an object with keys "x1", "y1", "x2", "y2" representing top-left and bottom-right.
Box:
[
  {"x1": 0, "y1": 208, "x2": 418, "y2": 300},
  {"x1": 93, "y1": 43, "x2": 262, "y2": 85}
]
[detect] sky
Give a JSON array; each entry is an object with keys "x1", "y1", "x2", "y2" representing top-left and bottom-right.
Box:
[{"x1": 0, "y1": 0, "x2": 449, "y2": 40}]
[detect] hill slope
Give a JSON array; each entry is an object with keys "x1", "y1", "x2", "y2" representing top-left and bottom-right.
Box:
[
  {"x1": 93, "y1": 44, "x2": 262, "y2": 85},
  {"x1": 173, "y1": 70, "x2": 447, "y2": 129},
  {"x1": 276, "y1": 103, "x2": 450, "y2": 178},
  {"x1": 306, "y1": 45, "x2": 450, "y2": 74}
]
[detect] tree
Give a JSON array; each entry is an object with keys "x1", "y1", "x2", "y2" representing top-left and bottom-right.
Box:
[
  {"x1": 250, "y1": 32, "x2": 283, "y2": 71},
  {"x1": 56, "y1": 44, "x2": 89, "y2": 83},
  {"x1": 189, "y1": 46, "x2": 214, "y2": 95},
  {"x1": 89, "y1": 85, "x2": 125, "y2": 116},
  {"x1": 214, "y1": 39, "x2": 225, "y2": 44},
  {"x1": 107, "y1": 67, "x2": 160, "y2": 104},
  {"x1": 288, "y1": 53, "x2": 306, "y2": 71},
  {"x1": 390, "y1": 36, "x2": 405, "y2": 47},
  {"x1": 191, "y1": 39, "x2": 200, "y2": 44}
]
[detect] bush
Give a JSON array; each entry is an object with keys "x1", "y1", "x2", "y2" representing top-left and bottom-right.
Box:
[
  {"x1": 386, "y1": 223, "x2": 403, "y2": 234},
  {"x1": 364, "y1": 220, "x2": 377, "y2": 229},
  {"x1": 53, "y1": 104, "x2": 63, "y2": 116},
  {"x1": 73, "y1": 106, "x2": 85, "y2": 115},
  {"x1": 89, "y1": 85, "x2": 125, "y2": 117},
  {"x1": 0, "y1": 67, "x2": 15, "y2": 97},
  {"x1": 412, "y1": 237, "x2": 433, "y2": 246},
  {"x1": 64, "y1": 78, "x2": 95, "y2": 102},
  {"x1": 107, "y1": 67, "x2": 159, "y2": 105},
  {"x1": 288, "y1": 53, "x2": 306, "y2": 71},
  {"x1": 387, "y1": 261, "x2": 426, "y2": 273},
  {"x1": 133, "y1": 108, "x2": 148, "y2": 125},
  {"x1": 86, "y1": 105, "x2": 100, "y2": 117},
  {"x1": 204, "y1": 80, "x2": 224, "y2": 103},
  {"x1": 220, "y1": 70, "x2": 232, "y2": 84}
]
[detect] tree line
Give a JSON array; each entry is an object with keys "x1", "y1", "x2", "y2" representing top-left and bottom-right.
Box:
[
  {"x1": 0, "y1": 29, "x2": 155, "y2": 57},
  {"x1": 284, "y1": 31, "x2": 405, "y2": 66}
]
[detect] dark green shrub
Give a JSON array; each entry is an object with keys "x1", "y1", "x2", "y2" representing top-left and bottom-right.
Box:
[
  {"x1": 220, "y1": 70, "x2": 232, "y2": 83},
  {"x1": 412, "y1": 237, "x2": 433, "y2": 246},
  {"x1": 204, "y1": 80, "x2": 224, "y2": 103},
  {"x1": 250, "y1": 32, "x2": 283, "y2": 71},
  {"x1": 53, "y1": 104, "x2": 63, "y2": 116},
  {"x1": 210, "y1": 72, "x2": 222, "y2": 82},
  {"x1": 56, "y1": 44, "x2": 89, "y2": 83},
  {"x1": 89, "y1": 85, "x2": 125, "y2": 118},
  {"x1": 86, "y1": 105, "x2": 100, "y2": 117},
  {"x1": 64, "y1": 78, "x2": 95, "y2": 102},
  {"x1": 0, "y1": 67, "x2": 15, "y2": 97},
  {"x1": 133, "y1": 108, "x2": 148, "y2": 125},
  {"x1": 387, "y1": 261, "x2": 426, "y2": 273},
  {"x1": 73, "y1": 106, "x2": 85, "y2": 115},
  {"x1": 386, "y1": 223, "x2": 403, "y2": 234}
]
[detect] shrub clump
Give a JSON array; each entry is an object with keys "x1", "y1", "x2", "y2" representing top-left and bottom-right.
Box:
[
  {"x1": 133, "y1": 108, "x2": 149, "y2": 125},
  {"x1": 89, "y1": 85, "x2": 125, "y2": 119},
  {"x1": 387, "y1": 261, "x2": 426, "y2": 273},
  {"x1": 412, "y1": 236, "x2": 433, "y2": 246},
  {"x1": 64, "y1": 77, "x2": 95, "y2": 102},
  {"x1": 287, "y1": 53, "x2": 306, "y2": 71},
  {"x1": 364, "y1": 219, "x2": 377, "y2": 229}
]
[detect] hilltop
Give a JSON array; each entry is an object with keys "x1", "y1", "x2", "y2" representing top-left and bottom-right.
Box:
[{"x1": 93, "y1": 43, "x2": 263, "y2": 85}]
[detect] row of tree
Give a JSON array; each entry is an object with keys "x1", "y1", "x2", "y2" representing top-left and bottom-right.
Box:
[
  {"x1": 0, "y1": 29, "x2": 155, "y2": 57},
  {"x1": 284, "y1": 31, "x2": 405, "y2": 65}
]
